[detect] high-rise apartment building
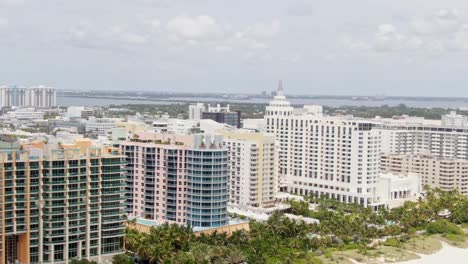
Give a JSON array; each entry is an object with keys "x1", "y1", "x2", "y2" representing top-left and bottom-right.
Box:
[
  {"x1": 0, "y1": 85, "x2": 56, "y2": 108},
  {"x1": 187, "y1": 135, "x2": 229, "y2": 228},
  {"x1": 381, "y1": 153, "x2": 468, "y2": 195},
  {"x1": 188, "y1": 103, "x2": 205, "y2": 121},
  {"x1": 0, "y1": 139, "x2": 126, "y2": 263},
  {"x1": 120, "y1": 133, "x2": 228, "y2": 228},
  {"x1": 265, "y1": 82, "x2": 382, "y2": 206},
  {"x1": 379, "y1": 123, "x2": 468, "y2": 159},
  {"x1": 221, "y1": 130, "x2": 278, "y2": 208}
]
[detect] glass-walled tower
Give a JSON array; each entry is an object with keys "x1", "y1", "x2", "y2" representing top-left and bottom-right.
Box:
[{"x1": 187, "y1": 135, "x2": 228, "y2": 228}]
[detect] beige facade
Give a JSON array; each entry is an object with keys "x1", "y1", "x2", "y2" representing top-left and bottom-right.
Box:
[
  {"x1": 381, "y1": 154, "x2": 468, "y2": 195},
  {"x1": 220, "y1": 131, "x2": 278, "y2": 208}
]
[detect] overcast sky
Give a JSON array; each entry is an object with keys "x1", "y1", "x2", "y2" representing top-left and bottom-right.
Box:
[{"x1": 2, "y1": 0, "x2": 468, "y2": 96}]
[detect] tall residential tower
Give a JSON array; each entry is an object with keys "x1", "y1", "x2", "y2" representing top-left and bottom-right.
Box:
[
  {"x1": 0, "y1": 85, "x2": 57, "y2": 108},
  {"x1": 0, "y1": 139, "x2": 126, "y2": 263},
  {"x1": 120, "y1": 133, "x2": 229, "y2": 228}
]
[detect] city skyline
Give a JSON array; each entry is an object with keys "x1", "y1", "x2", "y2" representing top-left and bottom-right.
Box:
[{"x1": 2, "y1": 0, "x2": 468, "y2": 96}]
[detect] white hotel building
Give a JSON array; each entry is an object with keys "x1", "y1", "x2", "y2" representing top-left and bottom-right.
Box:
[
  {"x1": 264, "y1": 84, "x2": 383, "y2": 206},
  {"x1": 265, "y1": 84, "x2": 381, "y2": 205}
]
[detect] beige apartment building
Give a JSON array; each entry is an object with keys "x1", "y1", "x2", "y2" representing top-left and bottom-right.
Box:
[{"x1": 381, "y1": 153, "x2": 468, "y2": 195}]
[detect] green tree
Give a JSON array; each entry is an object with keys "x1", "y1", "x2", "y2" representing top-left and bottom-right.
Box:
[{"x1": 112, "y1": 254, "x2": 134, "y2": 264}]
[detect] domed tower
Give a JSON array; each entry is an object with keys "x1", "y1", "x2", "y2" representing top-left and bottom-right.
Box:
[
  {"x1": 265, "y1": 80, "x2": 294, "y2": 118},
  {"x1": 264, "y1": 81, "x2": 294, "y2": 190}
]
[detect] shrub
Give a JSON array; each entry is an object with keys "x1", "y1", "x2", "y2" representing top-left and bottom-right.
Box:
[
  {"x1": 444, "y1": 233, "x2": 465, "y2": 243},
  {"x1": 426, "y1": 219, "x2": 463, "y2": 235},
  {"x1": 383, "y1": 237, "x2": 400, "y2": 247}
]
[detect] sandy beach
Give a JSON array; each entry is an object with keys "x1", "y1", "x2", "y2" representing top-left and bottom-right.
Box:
[{"x1": 397, "y1": 242, "x2": 468, "y2": 264}]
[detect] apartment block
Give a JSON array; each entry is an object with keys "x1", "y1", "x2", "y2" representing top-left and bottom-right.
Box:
[
  {"x1": 188, "y1": 103, "x2": 205, "y2": 121},
  {"x1": 379, "y1": 124, "x2": 468, "y2": 159},
  {"x1": 381, "y1": 153, "x2": 468, "y2": 195},
  {"x1": 0, "y1": 85, "x2": 56, "y2": 108},
  {"x1": 221, "y1": 130, "x2": 278, "y2": 208},
  {"x1": 0, "y1": 139, "x2": 126, "y2": 263},
  {"x1": 120, "y1": 133, "x2": 228, "y2": 228}
]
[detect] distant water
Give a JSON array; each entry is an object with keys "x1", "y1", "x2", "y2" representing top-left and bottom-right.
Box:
[{"x1": 57, "y1": 96, "x2": 468, "y2": 108}]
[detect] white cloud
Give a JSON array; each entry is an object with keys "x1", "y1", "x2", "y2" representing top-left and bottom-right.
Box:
[
  {"x1": 107, "y1": 25, "x2": 149, "y2": 44},
  {"x1": 0, "y1": 0, "x2": 24, "y2": 6},
  {"x1": 435, "y1": 9, "x2": 459, "y2": 21},
  {"x1": 250, "y1": 41, "x2": 268, "y2": 50},
  {"x1": 150, "y1": 19, "x2": 160, "y2": 29},
  {"x1": 342, "y1": 36, "x2": 370, "y2": 51},
  {"x1": 284, "y1": 54, "x2": 302, "y2": 63},
  {"x1": 242, "y1": 51, "x2": 272, "y2": 63},
  {"x1": 66, "y1": 21, "x2": 150, "y2": 49},
  {"x1": 129, "y1": 0, "x2": 169, "y2": 7},
  {"x1": 452, "y1": 26, "x2": 468, "y2": 51},
  {"x1": 166, "y1": 15, "x2": 222, "y2": 40},
  {"x1": 411, "y1": 9, "x2": 460, "y2": 35},
  {"x1": 411, "y1": 19, "x2": 434, "y2": 35},
  {"x1": 121, "y1": 33, "x2": 148, "y2": 44},
  {"x1": 287, "y1": 2, "x2": 313, "y2": 17},
  {"x1": 344, "y1": 8, "x2": 468, "y2": 55},
  {"x1": 215, "y1": 45, "x2": 232, "y2": 52},
  {"x1": 248, "y1": 19, "x2": 280, "y2": 39},
  {"x1": 219, "y1": 19, "x2": 280, "y2": 53},
  {"x1": 373, "y1": 24, "x2": 406, "y2": 52},
  {"x1": 0, "y1": 17, "x2": 8, "y2": 28},
  {"x1": 68, "y1": 21, "x2": 92, "y2": 40}
]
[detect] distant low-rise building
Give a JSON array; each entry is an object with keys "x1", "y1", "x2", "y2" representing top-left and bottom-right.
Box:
[
  {"x1": 376, "y1": 172, "x2": 421, "y2": 208},
  {"x1": 85, "y1": 117, "x2": 118, "y2": 137},
  {"x1": 201, "y1": 104, "x2": 241, "y2": 128},
  {"x1": 242, "y1": 118, "x2": 266, "y2": 132},
  {"x1": 442, "y1": 111, "x2": 468, "y2": 128}
]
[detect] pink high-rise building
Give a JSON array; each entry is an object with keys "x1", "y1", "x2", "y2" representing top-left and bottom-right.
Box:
[{"x1": 120, "y1": 133, "x2": 229, "y2": 227}]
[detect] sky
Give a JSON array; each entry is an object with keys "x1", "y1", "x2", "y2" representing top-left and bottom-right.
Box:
[{"x1": 2, "y1": 0, "x2": 468, "y2": 97}]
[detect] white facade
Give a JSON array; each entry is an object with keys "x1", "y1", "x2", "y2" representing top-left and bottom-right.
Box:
[
  {"x1": 222, "y1": 131, "x2": 278, "y2": 208},
  {"x1": 0, "y1": 108, "x2": 45, "y2": 121},
  {"x1": 442, "y1": 111, "x2": 468, "y2": 128},
  {"x1": 67, "y1": 106, "x2": 85, "y2": 118},
  {"x1": 85, "y1": 118, "x2": 118, "y2": 136},
  {"x1": 152, "y1": 119, "x2": 199, "y2": 134},
  {"x1": 376, "y1": 172, "x2": 421, "y2": 208},
  {"x1": 199, "y1": 119, "x2": 231, "y2": 134},
  {"x1": 188, "y1": 103, "x2": 205, "y2": 120},
  {"x1": 207, "y1": 104, "x2": 230, "y2": 112},
  {"x1": 242, "y1": 118, "x2": 266, "y2": 132},
  {"x1": 167, "y1": 119, "x2": 198, "y2": 134},
  {"x1": 379, "y1": 124, "x2": 468, "y2": 159},
  {"x1": 265, "y1": 83, "x2": 382, "y2": 206},
  {"x1": 0, "y1": 85, "x2": 56, "y2": 107}
]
